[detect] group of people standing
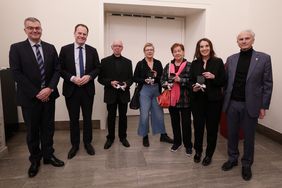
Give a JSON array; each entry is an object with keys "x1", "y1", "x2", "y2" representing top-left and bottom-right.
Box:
[{"x1": 9, "y1": 17, "x2": 273, "y2": 182}]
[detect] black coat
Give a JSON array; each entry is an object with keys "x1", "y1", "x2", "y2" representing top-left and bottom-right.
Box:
[
  {"x1": 98, "y1": 54, "x2": 133, "y2": 104},
  {"x1": 133, "y1": 58, "x2": 163, "y2": 93},
  {"x1": 190, "y1": 57, "x2": 226, "y2": 102}
]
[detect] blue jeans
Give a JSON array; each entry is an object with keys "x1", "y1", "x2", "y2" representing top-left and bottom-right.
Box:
[{"x1": 138, "y1": 84, "x2": 166, "y2": 137}]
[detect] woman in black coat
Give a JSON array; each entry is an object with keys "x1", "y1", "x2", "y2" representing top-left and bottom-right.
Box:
[{"x1": 190, "y1": 38, "x2": 226, "y2": 166}]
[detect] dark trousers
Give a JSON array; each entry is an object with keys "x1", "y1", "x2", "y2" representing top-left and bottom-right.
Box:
[
  {"x1": 168, "y1": 107, "x2": 192, "y2": 149},
  {"x1": 22, "y1": 100, "x2": 55, "y2": 163},
  {"x1": 192, "y1": 99, "x2": 222, "y2": 157},
  {"x1": 226, "y1": 100, "x2": 257, "y2": 167},
  {"x1": 106, "y1": 100, "x2": 128, "y2": 141},
  {"x1": 65, "y1": 87, "x2": 94, "y2": 147}
]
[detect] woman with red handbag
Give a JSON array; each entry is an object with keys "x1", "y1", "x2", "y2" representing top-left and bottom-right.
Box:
[{"x1": 161, "y1": 43, "x2": 193, "y2": 156}]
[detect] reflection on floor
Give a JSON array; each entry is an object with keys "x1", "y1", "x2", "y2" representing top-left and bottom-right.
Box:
[{"x1": 0, "y1": 116, "x2": 281, "y2": 188}]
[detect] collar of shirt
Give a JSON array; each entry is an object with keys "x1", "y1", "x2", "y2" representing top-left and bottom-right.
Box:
[
  {"x1": 28, "y1": 39, "x2": 42, "y2": 47},
  {"x1": 74, "y1": 42, "x2": 86, "y2": 49}
]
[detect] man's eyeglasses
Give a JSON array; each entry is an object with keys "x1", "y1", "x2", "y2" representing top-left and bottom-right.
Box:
[{"x1": 25, "y1": 26, "x2": 41, "y2": 31}]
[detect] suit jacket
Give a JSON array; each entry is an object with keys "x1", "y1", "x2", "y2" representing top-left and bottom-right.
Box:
[
  {"x1": 9, "y1": 39, "x2": 60, "y2": 107},
  {"x1": 190, "y1": 57, "x2": 226, "y2": 102},
  {"x1": 98, "y1": 54, "x2": 133, "y2": 104},
  {"x1": 59, "y1": 43, "x2": 100, "y2": 98},
  {"x1": 222, "y1": 50, "x2": 273, "y2": 117}
]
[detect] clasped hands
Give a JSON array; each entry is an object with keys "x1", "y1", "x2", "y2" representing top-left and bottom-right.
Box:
[
  {"x1": 111, "y1": 80, "x2": 127, "y2": 91},
  {"x1": 72, "y1": 75, "x2": 91, "y2": 86},
  {"x1": 36, "y1": 87, "x2": 52, "y2": 102},
  {"x1": 193, "y1": 72, "x2": 214, "y2": 92}
]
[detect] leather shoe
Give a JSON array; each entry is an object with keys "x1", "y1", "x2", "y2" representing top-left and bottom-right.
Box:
[
  {"x1": 43, "y1": 155, "x2": 64, "y2": 167},
  {"x1": 160, "y1": 134, "x2": 173, "y2": 143},
  {"x1": 120, "y1": 138, "x2": 130, "y2": 147},
  {"x1": 221, "y1": 160, "x2": 238, "y2": 171},
  {"x1": 104, "y1": 139, "x2": 113, "y2": 149},
  {"x1": 84, "y1": 144, "x2": 95, "y2": 155},
  {"x1": 242, "y1": 166, "x2": 252, "y2": 181},
  {"x1": 193, "y1": 152, "x2": 202, "y2": 163},
  {"x1": 202, "y1": 156, "x2": 212, "y2": 166},
  {"x1": 143, "y1": 135, "x2": 149, "y2": 147},
  {"x1": 68, "y1": 146, "x2": 79, "y2": 159},
  {"x1": 28, "y1": 162, "x2": 40, "y2": 178}
]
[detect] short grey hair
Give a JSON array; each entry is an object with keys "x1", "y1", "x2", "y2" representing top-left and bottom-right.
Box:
[
  {"x1": 24, "y1": 17, "x2": 41, "y2": 27},
  {"x1": 238, "y1": 29, "x2": 255, "y2": 39}
]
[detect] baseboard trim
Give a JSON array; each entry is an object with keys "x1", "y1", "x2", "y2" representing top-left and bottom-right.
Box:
[
  {"x1": 257, "y1": 124, "x2": 282, "y2": 144},
  {"x1": 18, "y1": 120, "x2": 100, "y2": 131}
]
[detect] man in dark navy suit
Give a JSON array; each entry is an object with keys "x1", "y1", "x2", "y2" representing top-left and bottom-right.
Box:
[
  {"x1": 222, "y1": 30, "x2": 273, "y2": 181},
  {"x1": 9, "y1": 17, "x2": 64, "y2": 178},
  {"x1": 59, "y1": 24, "x2": 100, "y2": 159}
]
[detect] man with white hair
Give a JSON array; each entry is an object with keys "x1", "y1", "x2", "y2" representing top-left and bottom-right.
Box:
[
  {"x1": 222, "y1": 30, "x2": 273, "y2": 181},
  {"x1": 98, "y1": 40, "x2": 133, "y2": 149}
]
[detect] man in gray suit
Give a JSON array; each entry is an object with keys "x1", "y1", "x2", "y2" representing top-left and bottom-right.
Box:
[{"x1": 221, "y1": 30, "x2": 273, "y2": 181}]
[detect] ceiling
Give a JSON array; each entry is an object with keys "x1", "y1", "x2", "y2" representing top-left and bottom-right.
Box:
[{"x1": 104, "y1": 3, "x2": 205, "y2": 18}]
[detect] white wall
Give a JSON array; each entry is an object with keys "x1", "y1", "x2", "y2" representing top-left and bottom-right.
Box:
[{"x1": 0, "y1": 0, "x2": 281, "y2": 133}]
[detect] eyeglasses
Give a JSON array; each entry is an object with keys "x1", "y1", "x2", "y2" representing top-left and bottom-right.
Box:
[
  {"x1": 145, "y1": 49, "x2": 154, "y2": 52},
  {"x1": 25, "y1": 26, "x2": 41, "y2": 31},
  {"x1": 112, "y1": 45, "x2": 123, "y2": 48}
]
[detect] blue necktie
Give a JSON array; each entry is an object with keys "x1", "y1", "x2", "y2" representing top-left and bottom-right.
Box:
[
  {"x1": 78, "y1": 46, "x2": 84, "y2": 77},
  {"x1": 34, "y1": 44, "x2": 45, "y2": 88}
]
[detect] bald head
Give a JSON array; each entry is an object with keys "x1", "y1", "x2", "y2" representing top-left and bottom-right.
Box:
[{"x1": 111, "y1": 40, "x2": 124, "y2": 57}]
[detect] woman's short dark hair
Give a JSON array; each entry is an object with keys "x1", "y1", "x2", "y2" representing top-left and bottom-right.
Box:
[
  {"x1": 170, "y1": 43, "x2": 185, "y2": 53},
  {"x1": 193, "y1": 38, "x2": 216, "y2": 60}
]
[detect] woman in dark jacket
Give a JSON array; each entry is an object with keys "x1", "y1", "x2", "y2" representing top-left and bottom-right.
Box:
[
  {"x1": 133, "y1": 42, "x2": 173, "y2": 147},
  {"x1": 161, "y1": 43, "x2": 193, "y2": 156},
  {"x1": 190, "y1": 38, "x2": 226, "y2": 166}
]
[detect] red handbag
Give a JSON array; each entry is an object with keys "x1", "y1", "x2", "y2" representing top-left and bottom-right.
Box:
[
  {"x1": 157, "y1": 90, "x2": 171, "y2": 108},
  {"x1": 220, "y1": 112, "x2": 244, "y2": 140}
]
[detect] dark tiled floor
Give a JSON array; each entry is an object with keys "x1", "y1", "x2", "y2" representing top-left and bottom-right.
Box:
[{"x1": 0, "y1": 116, "x2": 281, "y2": 187}]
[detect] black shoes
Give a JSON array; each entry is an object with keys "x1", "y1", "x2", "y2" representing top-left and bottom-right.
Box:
[
  {"x1": 84, "y1": 144, "x2": 95, "y2": 155},
  {"x1": 185, "y1": 148, "x2": 193, "y2": 156},
  {"x1": 160, "y1": 134, "x2": 173, "y2": 143},
  {"x1": 170, "y1": 144, "x2": 182, "y2": 152},
  {"x1": 43, "y1": 155, "x2": 65, "y2": 167},
  {"x1": 202, "y1": 156, "x2": 212, "y2": 166},
  {"x1": 194, "y1": 153, "x2": 202, "y2": 163},
  {"x1": 242, "y1": 166, "x2": 252, "y2": 181},
  {"x1": 221, "y1": 160, "x2": 238, "y2": 171},
  {"x1": 120, "y1": 138, "x2": 130, "y2": 147},
  {"x1": 143, "y1": 135, "x2": 150, "y2": 147},
  {"x1": 28, "y1": 161, "x2": 40, "y2": 178},
  {"x1": 68, "y1": 146, "x2": 79, "y2": 159},
  {"x1": 104, "y1": 139, "x2": 114, "y2": 149}
]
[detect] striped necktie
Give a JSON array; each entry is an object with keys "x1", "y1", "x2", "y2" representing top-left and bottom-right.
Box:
[
  {"x1": 34, "y1": 44, "x2": 45, "y2": 88},
  {"x1": 78, "y1": 46, "x2": 84, "y2": 77}
]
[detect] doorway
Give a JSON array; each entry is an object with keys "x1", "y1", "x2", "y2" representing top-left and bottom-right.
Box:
[{"x1": 105, "y1": 13, "x2": 185, "y2": 115}]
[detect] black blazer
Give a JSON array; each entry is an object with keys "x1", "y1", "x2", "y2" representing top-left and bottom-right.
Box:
[
  {"x1": 98, "y1": 54, "x2": 133, "y2": 104},
  {"x1": 59, "y1": 43, "x2": 100, "y2": 98},
  {"x1": 133, "y1": 58, "x2": 163, "y2": 93},
  {"x1": 190, "y1": 57, "x2": 226, "y2": 102},
  {"x1": 9, "y1": 39, "x2": 60, "y2": 107}
]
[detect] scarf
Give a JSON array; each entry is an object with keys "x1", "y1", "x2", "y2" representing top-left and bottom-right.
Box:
[{"x1": 170, "y1": 61, "x2": 187, "y2": 106}]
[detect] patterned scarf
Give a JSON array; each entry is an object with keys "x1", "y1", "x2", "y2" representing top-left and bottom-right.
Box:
[{"x1": 169, "y1": 61, "x2": 187, "y2": 106}]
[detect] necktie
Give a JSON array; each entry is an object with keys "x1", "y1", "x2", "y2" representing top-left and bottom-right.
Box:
[
  {"x1": 78, "y1": 46, "x2": 84, "y2": 77},
  {"x1": 34, "y1": 44, "x2": 45, "y2": 88}
]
